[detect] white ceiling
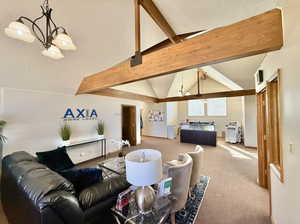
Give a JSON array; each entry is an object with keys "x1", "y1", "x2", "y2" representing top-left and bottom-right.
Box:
[
  {"x1": 0, "y1": 0, "x2": 276, "y2": 95},
  {"x1": 147, "y1": 74, "x2": 176, "y2": 98},
  {"x1": 213, "y1": 54, "x2": 266, "y2": 89},
  {"x1": 167, "y1": 69, "x2": 199, "y2": 97}
]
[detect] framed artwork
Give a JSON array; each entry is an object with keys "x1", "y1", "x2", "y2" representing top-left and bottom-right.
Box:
[{"x1": 148, "y1": 110, "x2": 164, "y2": 122}]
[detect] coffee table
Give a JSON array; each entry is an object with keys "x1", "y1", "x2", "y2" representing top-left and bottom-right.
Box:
[
  {"x1": 112, "y1": 193, "x2": 172, "y2": 224},
  {"x1": 98, "y1": 157, "x2": 126, "y2": 179}
]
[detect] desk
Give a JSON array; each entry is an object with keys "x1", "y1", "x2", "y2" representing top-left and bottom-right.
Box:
[{"x1": 180, "y1": 123, "x2": 217, "y2": 146}]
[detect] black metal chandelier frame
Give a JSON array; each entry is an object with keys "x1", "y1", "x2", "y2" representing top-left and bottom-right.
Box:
[{"x1": 16, "y1": 0, "x2": 68, "y2": 49}]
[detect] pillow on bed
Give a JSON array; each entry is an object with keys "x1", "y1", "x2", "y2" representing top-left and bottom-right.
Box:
[{"x1": 36, "y1": 147, "x2": 75, "y2": 172}]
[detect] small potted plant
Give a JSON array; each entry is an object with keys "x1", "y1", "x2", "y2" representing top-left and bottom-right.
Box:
[
  {"x1": 96, "y1": 120, "x2": 105, "y2": 139},
  {"x1": 111, "y1": 139, "x2": 130, "y2": 157},
  {"x1": 119, "y1": 140, "x2": 130, "y2": 157},
  {"x1": 59, "y1": 123, "x2": 71, "y2": 146}
]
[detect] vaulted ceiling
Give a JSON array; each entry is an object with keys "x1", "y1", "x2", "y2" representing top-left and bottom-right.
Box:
[{"x1": 1, "y1": 0, "x2": 276, "y2": 95}]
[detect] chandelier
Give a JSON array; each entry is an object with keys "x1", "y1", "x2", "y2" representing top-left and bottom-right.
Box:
[{"x1": 4, "y1": 0, "x2": 76, "y2": 60}]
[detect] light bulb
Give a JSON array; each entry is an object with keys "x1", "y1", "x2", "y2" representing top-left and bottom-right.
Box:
[
  {"x1": 52, "y1": 33, "x2": 76, "y2": 50},
  {"x1": 42, "y1": 45, "x2": 64, "y2": 60}
]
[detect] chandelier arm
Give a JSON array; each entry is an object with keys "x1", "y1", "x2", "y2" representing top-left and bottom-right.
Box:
[
  {"x1": 19, "y1": 16, "x2": 46, "y2": 46},
  {"x1": 49, "y1": 15, "x2": 59, "y2": 37},
  {"x1": 51, "y1": 26, "x2": 67, "y2": 37},
  {"x1": 32, "y1": 6, "x2": 48, "y2": 46}
]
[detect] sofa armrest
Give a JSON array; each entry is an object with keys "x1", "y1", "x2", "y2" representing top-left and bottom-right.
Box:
[
  {"x1": 79, "y1": 176, "x2": 130, "y2": 210},
  {"x1": 39, "y1": 191, "x2": 84, "y2": 224}
]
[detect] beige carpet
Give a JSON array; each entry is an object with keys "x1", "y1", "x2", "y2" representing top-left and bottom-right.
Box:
[
  {"x1": 0, "y1": 137, "x2": 271, "y2": 224},
  {"x1": 129, "y1": 137, "x2": 270, "y2": 224}
]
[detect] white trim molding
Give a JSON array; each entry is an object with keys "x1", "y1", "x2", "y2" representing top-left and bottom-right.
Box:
[
  {"x1": 271, "y1": 215, "x2": 276, "y2": 224},
  {"x1": 270, "y1": 163, "x2": 282, "y2": 182}
]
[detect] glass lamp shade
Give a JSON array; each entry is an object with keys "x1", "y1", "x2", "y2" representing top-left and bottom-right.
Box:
[
  {"x1": 4, "y1": 21, "x2": 35, "y2": 43},
  {"x1": 42, "y1": 45, "x2": 64, "y2": 60},
  {"x1": 52, "y1": 33, "x2": 76, "y2": 50}
]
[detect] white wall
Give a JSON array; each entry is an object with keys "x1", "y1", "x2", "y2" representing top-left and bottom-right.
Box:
[
  {"x1": 255, "y1": 2, "x2": 300, "y2": 223},
  {"x1": 0, "y1": 87, "x2": 142, "y2": 164},
  {"x1": 142, "y1": 103, "x2": 167, "y2": 138},
  {"x1": 166, "y1": 102, "x2": 178, "y2": 126},
  {"x1": 243, "y1": 95, "x2": 258, "y2": 147}
]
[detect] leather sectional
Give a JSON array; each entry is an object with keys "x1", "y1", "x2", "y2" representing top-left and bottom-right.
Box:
[{"x1": 1, "y1": 151, "x2": 129, "y2": 224}]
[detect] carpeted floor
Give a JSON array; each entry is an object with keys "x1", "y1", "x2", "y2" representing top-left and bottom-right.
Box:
[{"x1": 0, "y1": 137, "x2": 271, "y2": 224}]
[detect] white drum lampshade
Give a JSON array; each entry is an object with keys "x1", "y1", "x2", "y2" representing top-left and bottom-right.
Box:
[{"x1": 125, "y1": 149, "x2": 162, "y2": 187}]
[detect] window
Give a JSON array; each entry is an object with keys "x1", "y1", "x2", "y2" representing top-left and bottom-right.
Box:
[
  {"x1": 188, "y1": 100, "x2": 204, "y2": 116},
  {"x1": 207, "y1": 98, "x2": 227, "y2": 116}
]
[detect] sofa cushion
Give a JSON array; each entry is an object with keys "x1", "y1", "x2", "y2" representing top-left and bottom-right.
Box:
[
  {"x1": 39, "y1": 191, "x2": 84, "y2": 224},
  {"x1": 36, "y1": 147, "x2": 75, "y2": 172},
  {"x1": 79, "y1": 176, "x2": 129, "y2": 210},
  {"x1": 59, "y1": 168, "x2": 103, "y2": 193},
  {"x1": 2, "y1": 152, "x2": 75, "y2": 209}
]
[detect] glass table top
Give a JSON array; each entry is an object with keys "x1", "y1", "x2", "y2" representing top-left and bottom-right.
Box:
[{"x1": 98, "y1": 157, "x2": 126, "y2": 178}]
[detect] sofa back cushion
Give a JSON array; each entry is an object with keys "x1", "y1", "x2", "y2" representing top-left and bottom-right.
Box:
[
  {"x1": 2, "y1": 151, "x2": 75, "y2": 210},
  {"x1": 78, "y1": 176, "x2": 129, "y2": 210}
]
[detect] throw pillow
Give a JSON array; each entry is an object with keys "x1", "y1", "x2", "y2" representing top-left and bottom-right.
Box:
[
  {"x1": 59, "y1": 168, "x2": 103, "y2": 193},
  {"x1": 36, "y1": 147, "x2": 75, "y2": 172}
]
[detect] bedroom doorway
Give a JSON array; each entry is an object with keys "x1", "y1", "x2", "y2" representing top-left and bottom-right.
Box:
[{"x1": 122, "y1": 105, "x2": 137, "y2": 146}]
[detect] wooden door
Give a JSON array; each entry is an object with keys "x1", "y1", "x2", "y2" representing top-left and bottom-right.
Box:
[
  {"x1": 122, "y1": 105, "x2": 137, "y2": 146},
  {"x1": 266, "y1": 77, "x2": 283, "y2": 180},
  {"x1": 257, "y1": 90, "x2": 269, "y2": 189}
]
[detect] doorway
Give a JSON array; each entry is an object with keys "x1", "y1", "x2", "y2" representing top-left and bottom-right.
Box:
[{"x1": 122, "y1": 105, "x2": 137, "y2": 146}]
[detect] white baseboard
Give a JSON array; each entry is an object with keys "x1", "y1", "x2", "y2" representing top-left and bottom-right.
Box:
[{"x1": 271, "y1": 216, "x2": 276, "y2": 224}]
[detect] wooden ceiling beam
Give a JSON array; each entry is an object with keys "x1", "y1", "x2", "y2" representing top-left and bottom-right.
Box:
[
  {"x1": 77, "y1": 9, "x2": 283, "y2": 94},
  {"x1": 104, "y1": 30, "x2": 204, "y2": 73},
  {"x1": 91, "y1": 89, "x2": 256, "y2": 103},
  {"x1": 134, "y1": 0, "x2": 141, "y2": 53},
  {"x1": 140, "y1": 0, "x2": 178, "y2": 43},
  {"x1": 198, "y1": 69, "x2": 207, "y2": 80},
  {"x1": 93, "y1": 88, "x2": 159, "y2": 103},
  {"x1": 142, "y1": 30, "x2": 205, "y2": 55},
  {"x1": 158, "y1": 89, "x2": 256, "y2": 103}
]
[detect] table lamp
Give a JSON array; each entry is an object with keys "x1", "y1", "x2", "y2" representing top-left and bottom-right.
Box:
[{"x1": 125, "y1": 149, "x2": 162, "y2": 214}]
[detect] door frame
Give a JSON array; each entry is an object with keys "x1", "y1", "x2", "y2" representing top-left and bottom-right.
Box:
[
  {"x1": 256, "y1": 69, "x2": 283, "y2": 218},
  {"x1": 257, "y1": 90, "x2": 269, "y2": 189},
  {"x1": 257, "y1": 88, "x2": 273, "y2": 217},
  {"x1": 121, "y1": 104, "x2": 137, "y2": 146}
]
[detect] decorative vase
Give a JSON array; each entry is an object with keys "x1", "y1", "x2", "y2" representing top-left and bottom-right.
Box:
[
  {"x1": 97, "y1": 135, "x2": 104, "y2": 139},
  {"x1": 62, "y1": 140, "x2": 70, "y2": 146}
]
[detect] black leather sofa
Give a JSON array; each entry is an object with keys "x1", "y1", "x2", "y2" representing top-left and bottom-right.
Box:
[{"x1": 1, "y1": 151, "x2": 129, "y2": 224}]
